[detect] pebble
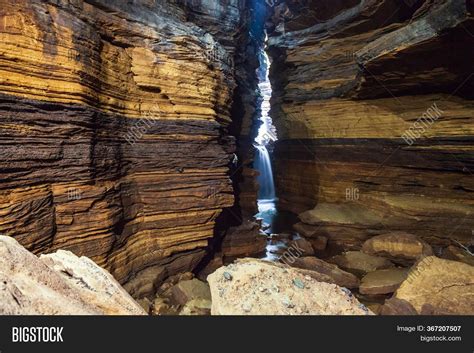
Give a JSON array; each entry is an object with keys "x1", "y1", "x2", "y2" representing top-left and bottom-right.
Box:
[
  {"x1": 223, "y1": 271, "x2": 233, "y2": 281},
  {"x1": 358, "y1": 303, "x2": 369, "y2": 313},
  {"x1": 341, "y1": 287, "x2": 352, "y2": 297},
  {"x1": 242, "y1": 303, "x2": 252, "y2": 312},
  {"x1": 293, "y1": 278, "x2": 305, "y2": 289},
  {"x1": 282, "y1": 298, "x2": 295, "y2": 308},
  {"x1": 304, "y1": 275, "x2": 312, "y2": 281},
  {"x1": 258, "y1": 286, "x2": 266, "y2": 292}
]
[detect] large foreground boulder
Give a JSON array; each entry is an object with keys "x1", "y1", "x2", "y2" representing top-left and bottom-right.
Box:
[
  {"x1": 0, "y1": 236, "x2": 146, "y2": 315},
  {"x1": 207, "y1": 258, "x2": 371, "y2": 315},
  {"x1": 389, "y1": 257, "x2": 474, "y2": 315}
]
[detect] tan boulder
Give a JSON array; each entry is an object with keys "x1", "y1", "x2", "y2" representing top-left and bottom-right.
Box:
[
  {"x1": 362, "y1": 232, "x2": 433, "y2": 265},
  {"x1": 0, "y1": 236, "x2": 145, "y2": 315},
  {"x1": 291, "y1": 257, "x2": 360, "y2": 289},
  {"x1": 207, "y1": 258, "x2": 372, "y2": 315},
  {"x1": 330, "y1": 251, "x2": 393, "y2": 277},
  {"x1": 170, "y1": 279, "x2": 211, "y2": 306},
  {"x1": 359, "y1": 268, "x2": 409, "y2": 295},
  {"x1": 151, "y1": 297, "x2": 178, "y2": 316},
  {"x1": 393, "y1": 256, "x2": 474, "y2": 315},
  {"x1": 179, "y1": 299, "x2": 212, "y2": 316}
]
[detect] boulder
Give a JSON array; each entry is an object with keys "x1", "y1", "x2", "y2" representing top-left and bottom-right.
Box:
[
  {"x1": 308, "y1": 236, "x2": 328, "y2": 251},
  {"x1": 207, "y1": 258, "x2": 372, "y2": 315},
  {"x1": 290, "y1": 257, "x2": 360, "y2": 289},
  {"x1": 299, "y1": 203, "x2": 383, "y2": 227},
  {"x1": 197, "y1": 255, "x2": 224, "y2": 281},
  {"x1": 359, "y1": 268, "x2": 409, "y2": 295},
  {"x1": 442, "y1": 245, "x2": 474, "y2": 267},
  {"x1": 136, "y1": 297, "x2": 152, "y2": 314},
  {"x1": 392, "y1": 257, "x2": 474, "y2": 314},
  {"x1": 362, "y1": 232, "x2": 433, "y2": 265},
  {"x1": 221, "y1": 219, "x2": 267, "y2": 258},
  {"x1": 297, "y1": 204, "x2": 383, "y2": 251},
  {"x1": 179, "y1": 299, "x2": 212, "y2": 316},
  {"x1": 151, "y1": 297, "x2": 175, "y2": 315},
  {"x1": 157, "y1": 272, "x2": 194, "y2": 295},
  {"x1": 380, "y1": 298, "x2": 418, "y2": 315},
  {"x1": 330, "y1": 251, "x2": 393, "y2": 277},
  {"x1": 0, "y1": 236, "x2": 145, "y2": 315},
  {"x1": 289, "y1": 238, "x2": 314, "y2": 256},
  {"x1": 170, "y1": 279, "x2": 211, "y2": 306},
  {"x1": 293, "y1": 222, "x2": 321, "y2": 237}
]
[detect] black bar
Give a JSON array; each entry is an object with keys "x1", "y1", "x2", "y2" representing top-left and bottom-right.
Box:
[{"x1": 0, "y1": 316, "x2": 472, "y2": 353}]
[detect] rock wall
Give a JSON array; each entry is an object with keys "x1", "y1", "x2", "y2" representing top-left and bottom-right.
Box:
[
  {"x1": 267, "y1": 0, "x2": 474, "y2": 249},
  {"x1": 0, "y1": 0, "x2": 250, "y2": 297}
]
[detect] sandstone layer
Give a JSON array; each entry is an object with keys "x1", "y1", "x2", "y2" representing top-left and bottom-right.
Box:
[
  {"x1": 267, "y1": 0, "x2": 474, "y2": 250},
  {"x1": 0, "y1": 0, "x2": 251, "y2": 297}
]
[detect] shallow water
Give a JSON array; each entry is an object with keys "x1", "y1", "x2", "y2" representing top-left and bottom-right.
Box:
[{"x1": 256, "y1": 199, "x2": 299, "y2": 261}]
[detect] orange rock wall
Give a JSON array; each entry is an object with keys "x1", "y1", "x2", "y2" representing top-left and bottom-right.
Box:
[{"x1": 0, "y1": 0, "x2": 248, "y2": 297}]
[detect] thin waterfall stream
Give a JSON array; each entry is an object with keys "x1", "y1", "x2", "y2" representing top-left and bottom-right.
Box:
[
  {"x1": 255, "y1": 145, "x2": 275, "y2": 200},
  {"x1": 254, "y1": 38, "x2": 299, "y2": 261}
]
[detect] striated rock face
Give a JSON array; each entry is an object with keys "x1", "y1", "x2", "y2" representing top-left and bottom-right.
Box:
[
  {"x1": 0, "y1": 236, "x2": 145, "y2": 315},
  {"x1": 0, "y1": 0, "x2": 251, "y2": 297},
  {"x1": 207, "y1": 258, "x2": 371, "y2": 315},
  {"x1": 266, "y1": 0, "x2": 474, "y2": 248}
]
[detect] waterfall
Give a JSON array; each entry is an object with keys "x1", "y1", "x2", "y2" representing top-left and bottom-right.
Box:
[
  {"x1": 254, "y1": 37, "x2": 276, "y2": 202},
  {"x1": 255, "y1": 145, "x2": 275, "y2": 200}
]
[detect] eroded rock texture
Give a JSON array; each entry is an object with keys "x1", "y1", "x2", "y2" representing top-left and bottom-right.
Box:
[
  {"x1": 0, "y1": 236, "x2": 145, "y2": 315},
  {"x1": 267, "y1": 0, "x2": 474, "y2": 249},
  {"x1": 0, "y1": 0, "x2": 250, "y2": 297}
]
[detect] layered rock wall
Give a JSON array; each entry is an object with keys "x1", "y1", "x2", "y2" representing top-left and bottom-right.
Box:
[
  {"x1": 0, "y1": 0, "x2": 249, "y2": 297},
  {"x1": 267, "y1": 0, "x2": 474, "y2": 249}
]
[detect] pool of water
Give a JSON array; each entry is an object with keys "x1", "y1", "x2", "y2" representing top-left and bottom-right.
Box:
[{"x1": 256, "y1": 199, "x2": 300, "y2": 261}]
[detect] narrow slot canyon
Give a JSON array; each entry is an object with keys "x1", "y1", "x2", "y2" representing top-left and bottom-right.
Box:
[{"x1": 0, "y1": 0, "x2": 473, "y2": 317}]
